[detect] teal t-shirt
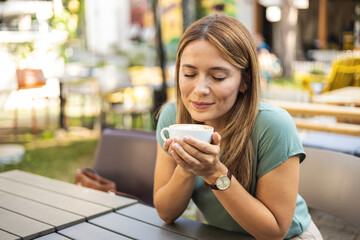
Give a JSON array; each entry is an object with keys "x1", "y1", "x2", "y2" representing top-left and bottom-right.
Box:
[{"x1": 156, "y1": 102, "x2": 311, "y2": 239}]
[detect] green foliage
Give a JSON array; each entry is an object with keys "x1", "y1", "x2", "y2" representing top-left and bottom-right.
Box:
[
  {"x1": 6, "y1": 42, "x2": 34, "y2": 62},
  {"x1": 40, "y1": 130, "x2": 55, "y2": 140},
  {"x1": 310, "y1": 69, "x2": 325, "y2": 75},
  {"x1": 195, "y1": 0, "x2": 207, "y2": 20},
  {"x1": 68, "y1": 116, "x2": 97, "y2": 129},
  {"x1": 165, "y1": 37, "x2": 180, "y2": 62},
  {"x1": 271, "y1": 77, "x2": 302, "y2": 89},
  {"x1": 50, "y1": 10, "x2": 77, "y2": 38},
  {"x1": 116, "y1": 42, "x2": 156, "y2": 67},
  {"x1": 95, "y1": 60, "x2": 108, "y2": 68}
]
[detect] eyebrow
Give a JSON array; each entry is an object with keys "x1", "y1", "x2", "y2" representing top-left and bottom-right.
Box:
[
  {"x1": 182, "y1": 64, "x2": 230, "y2": 72},
  {"x1": 182, "y1": 64, "x2": 197, "y2": 69},
  {"x1": 209, "y1": 67, "x2": 230, "y2": 73}
]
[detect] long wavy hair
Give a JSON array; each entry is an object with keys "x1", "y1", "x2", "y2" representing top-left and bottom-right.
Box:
[{"x1": 175, "y1": 15, "x2": 260, "y2": 191}]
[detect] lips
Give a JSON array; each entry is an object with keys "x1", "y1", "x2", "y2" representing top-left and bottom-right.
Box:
[{"x1": 191, "y1": 101, "x2": 214, "y2": 110}]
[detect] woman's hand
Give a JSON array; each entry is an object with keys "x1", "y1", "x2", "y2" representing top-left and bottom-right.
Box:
[
  {"x1": 163, "y1": 138, "x2": 173, "y2": 152},
  {"x1": 168, "y1": 132, "x2": 223, "y2": 178}
]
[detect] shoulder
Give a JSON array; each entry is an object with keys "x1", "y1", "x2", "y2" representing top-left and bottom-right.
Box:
[
  {"x1": 255, "y1": 102, "x2": 296, "y2": 134},
  {"x1": 159, "y1": 102, "x2": 176, "y2": 118},
  {"x1": 253, "y1": 102, "x2": 306, "y2": 178},
  {"x1": 253, "y1": 101, "x2": 304, "y2": 159},
  {"x1": 157, "y1": 102, "x2": 176, "y2": 128},
  {"x1": 156, "y1": 102, "x2": 176, "y2": 147}
]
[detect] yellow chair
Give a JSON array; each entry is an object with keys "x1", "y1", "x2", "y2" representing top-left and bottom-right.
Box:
[
  {"x1": 299, "y1": 53, "x2": 360, "y2": 96},
  {"x1": 300, "y1": 72, "x2": 327, "y2": 96},
  {"x1": 322, "y1": 54, "x2": 360, "y2": 92}
]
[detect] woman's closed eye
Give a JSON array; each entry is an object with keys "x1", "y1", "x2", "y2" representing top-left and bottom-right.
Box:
[
  {"x1": 184, "y1": 74, "x2": 196, "y2": 78},
  {"x1": 210, "y1": 70, "x2": 228, "y2": 81},
  {"x1": 184, "y1": 74, "x2": 226, "y2": 80},
  {"x1": 212, "y1": 76, "x2": 226, "y2": 81}
]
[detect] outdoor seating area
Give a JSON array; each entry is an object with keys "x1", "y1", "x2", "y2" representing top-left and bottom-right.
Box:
[{"x1": 1, "y1": 0, "x2": 360, "y2": 239}]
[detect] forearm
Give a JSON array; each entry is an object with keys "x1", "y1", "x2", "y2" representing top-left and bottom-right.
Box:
[
  {"x1": 211, "y1": 179, "x2": 287, "y2": 240},
  {"x1": 154, "y1": 165, "x2": 196, "y2": 224},
  {"x1": 208, "y1": 158, "x2": 299, "y2": 239}
]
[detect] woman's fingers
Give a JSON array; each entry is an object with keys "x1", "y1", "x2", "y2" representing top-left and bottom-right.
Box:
[
  {"x1": 169, "y1": 133, "x2": 222, "y2": 173},
  {"x1": 211, "y1": 132, "x2": 221, "y2": 145},
  {"x1": 172, "y1": 137, "x2": 219, "y2": 167},
  {"x1": 182, "y1": 136, "x2": 219, "y2": 156},
  {"x1": 170, "y1": 150, "x2": 195, "y2": 175},
  {"x1": 171, "y1": 142, "x2": 199, "y2": 166},
  {"x1": 170, "y1": 148, "x2": 192, "y2": 169},
  {"x1": 163, "y1": 139, "x2": 173, "y2": 152}
]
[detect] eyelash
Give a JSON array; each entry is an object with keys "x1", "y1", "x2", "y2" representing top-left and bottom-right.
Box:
[
  {"x1": 184, "y1": 74, "x2": 195, "y2": 78},
  {"x1": 184, "y1": 74, "x2": 226, "y2": 81}
]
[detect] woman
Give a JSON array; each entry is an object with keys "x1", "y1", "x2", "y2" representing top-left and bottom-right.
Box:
[{"x1": 154, "y1": 15, "x2": 322, "y2": 239}]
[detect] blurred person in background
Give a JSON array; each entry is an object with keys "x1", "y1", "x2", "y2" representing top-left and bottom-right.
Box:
[
  {"x1": 210, "y1": 3, "x2": 226, "y2": 16},
  {"x1": 254, "y1": 33, "x2": 282, "y2": 88}
]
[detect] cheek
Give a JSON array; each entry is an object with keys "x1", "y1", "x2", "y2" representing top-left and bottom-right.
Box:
[
  {"x1": 217, "y1": 83, "x2": 240, "y2": 102},
  {"x1": 179, "y1": 78, "x2": 190, "y2": 96}
]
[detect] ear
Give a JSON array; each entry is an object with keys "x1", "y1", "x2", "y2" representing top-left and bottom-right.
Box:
[{"x1": 239, "y1": 81, "x2": 248, "y2": 93}]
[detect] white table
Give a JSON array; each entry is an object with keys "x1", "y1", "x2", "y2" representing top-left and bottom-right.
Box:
[{"x1": 0, "y1": 170, "x2": 254, "y2": 240}]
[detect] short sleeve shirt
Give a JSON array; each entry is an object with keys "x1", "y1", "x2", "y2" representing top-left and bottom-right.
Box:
[{"x1": 156, "y1": 102, "x2": 311, "y2": 238}]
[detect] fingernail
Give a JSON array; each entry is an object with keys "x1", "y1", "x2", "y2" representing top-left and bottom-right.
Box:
[
  {"x1": 174, "y1": 137, "x2": 180, "y2": 142},
  {"x1": 184, "y1": 136, "x2": 190, "y2": 141},
  {"x1": 173, "y1": 143, "x2": 180, "y2": 149}
]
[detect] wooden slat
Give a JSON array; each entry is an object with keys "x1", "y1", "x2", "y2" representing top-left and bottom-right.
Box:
[
  {"x1": 0, "y1": 178, "x2": 111, "y2": 219},
  {"x1": 33, "y1": 233, "x2": 71, "y2": 240},
  {"x1": 90, "y1": 212, "x2": 194, "y2": 240},
  {"x1": 0, "y1": 170, "x2": 136, "y2": 210},
  {"x1": 0, "y1": 230, "x2": 20, "y2": 240},
  {"x1": 0, "y1": 208, "x2": 54, "y2": 240},
  {"x1": 267, "y1": 100, "x2": 360, "y2": 120},
  {"x1": 0, "y1": 191, "x2": 84, "y2": 230},
  {"x1": 58, "y1": 222, "x2": 130, "y2": 240},
  {"x1": 294, "y1": 118, "x2": 360, "y2": 136},
  {"x1": 312, "y1": 87, "x2": 360, "y2": 106},
  {"x1": 117, "y1": 203, "x2": 253, "y2": 240}
]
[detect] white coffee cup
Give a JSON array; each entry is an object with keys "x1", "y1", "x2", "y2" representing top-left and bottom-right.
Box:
[{"x1": 160, "y1": 124, "x2": 214, "y2": 143}]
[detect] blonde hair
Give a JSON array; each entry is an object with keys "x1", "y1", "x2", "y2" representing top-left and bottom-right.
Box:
[{"x1": 175, "y1": 15, "x2": 260, "y2": 191}]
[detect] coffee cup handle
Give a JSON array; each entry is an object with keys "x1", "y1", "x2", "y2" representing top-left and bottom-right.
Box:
[{"x1": 160, "y1": 127, "x2": 170, "y2": 142}]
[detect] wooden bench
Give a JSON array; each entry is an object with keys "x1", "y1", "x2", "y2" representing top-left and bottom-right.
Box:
[
  {"x1": 267, "y1": 100, "x2": 360, "y2": 136},
  {"x1": 312, "y1": 86, "x2": 360, "y2": 107},
  {"x1": 293, "y1": 118, "x2": 360, "y2": 136}
]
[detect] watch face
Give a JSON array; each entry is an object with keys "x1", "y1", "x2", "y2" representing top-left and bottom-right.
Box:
[{"x1": 216, "y1": 175, "x2": 231, "y2": 190}]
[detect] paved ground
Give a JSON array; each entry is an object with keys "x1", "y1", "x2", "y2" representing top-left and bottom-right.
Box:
[{"x1": 309, "y1": 208, "x2": 360, "y2": 240}]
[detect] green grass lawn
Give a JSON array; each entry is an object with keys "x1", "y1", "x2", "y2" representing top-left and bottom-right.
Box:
[
  {"x1": 0, "y1": 139, "x2": 98, "y2": 183},
  {"x1": 0, "y1": 134, "x2": 202, "y2": 221}
]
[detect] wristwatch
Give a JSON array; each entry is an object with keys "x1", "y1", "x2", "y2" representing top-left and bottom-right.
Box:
[{"x1": 209, "y1": 170, "x2": 232, "y2": 190}]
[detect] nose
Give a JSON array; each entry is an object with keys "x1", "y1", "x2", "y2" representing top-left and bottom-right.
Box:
[{"x1": 193, "y1": 75, "x2": 210, "y2": 96}]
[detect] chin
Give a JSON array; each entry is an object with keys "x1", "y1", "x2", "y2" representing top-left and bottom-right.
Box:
[{"x1": 189, "y1": 112, "x2": 212, "y2": 123}]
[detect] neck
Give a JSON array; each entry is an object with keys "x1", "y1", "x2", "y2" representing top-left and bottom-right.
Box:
[{"x1": 205, "y1": 118, "x2": 226, "y2": 135}]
